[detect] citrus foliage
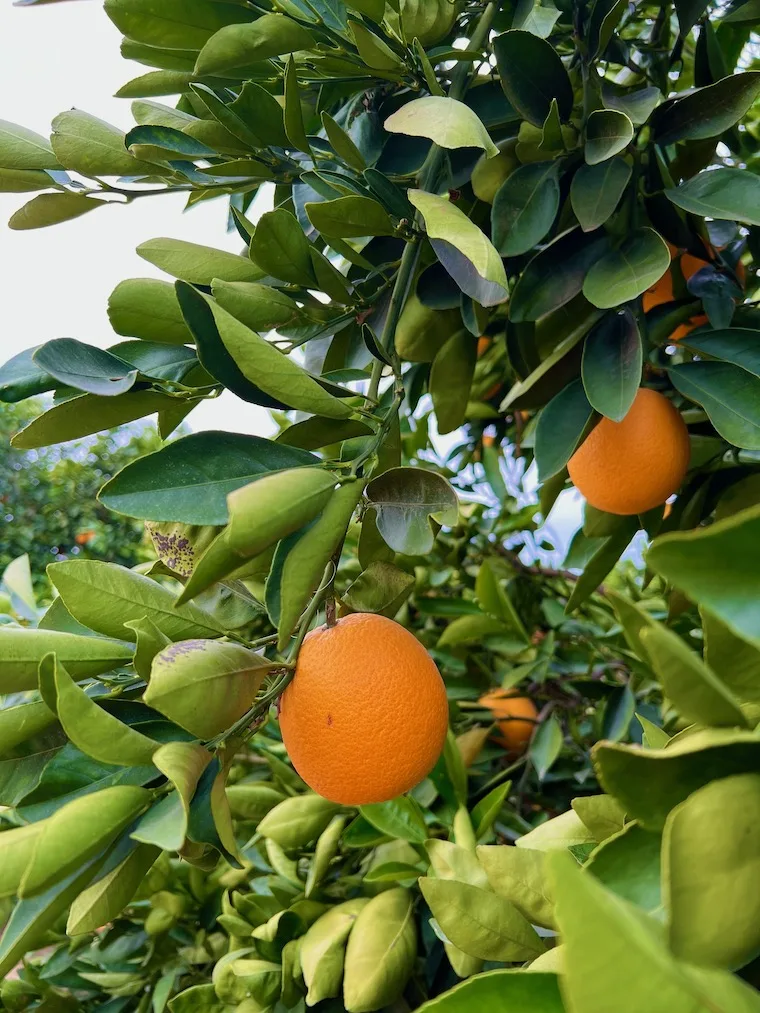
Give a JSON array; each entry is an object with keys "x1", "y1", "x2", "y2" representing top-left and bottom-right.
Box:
[{"x1": 1, "y1": 0, "x2": 760, "y2": 1010}]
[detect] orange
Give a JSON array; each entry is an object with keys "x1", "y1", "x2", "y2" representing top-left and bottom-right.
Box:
[
  {"x1": 669, "y1": 312, "x2": 708, "y2": 343},
  {"x1": 477, "y1": 336, "x2": 491, "y2": 358},
  {"x1": 479, "y1": 689, "x2": 537, "y2": 756},
  {"x1": 279, "y1": 613, "x2": 449, "y2": 805},
  {"x1": 643, "y1": 248, "x2": 711, "y2": 313},
  {"x1": 568, "y1": 388, "x2": 690, "y2": 516}
]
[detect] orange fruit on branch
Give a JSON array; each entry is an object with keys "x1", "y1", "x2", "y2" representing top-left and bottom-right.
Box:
[
  {"x1": 279, "y1": 613, "x2": 449, "y2": 805},
  {"x1": 479, "y1": 689, "x2": 537, "y2": 756},
  {"x1": 568, "y1": 388, "x2": 690, "y2": 516}
]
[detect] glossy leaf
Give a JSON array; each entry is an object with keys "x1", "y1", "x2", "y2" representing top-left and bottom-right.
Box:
[
  {"x1": 51, "y1": 109, "x2": 157, "y2": 176},
  {"x1": 100, "y1": 431, "x2": 317, "y2": 525},
  {"x1": 571, "y1": 157, "x2": 631, "y2": 232},
  {"x1": 107, "y1": 277, "x2": 193, "y2": 345},
  {"x1": 665, "y1": 168, "x2": 760, "y2": 227},
  {"x1": 47, "y1": 559, "x2": 224, "y2": 641},
  {"x1": 9, "y1": 192, "x2": 104, "y2": 231},
  {"x1": 33, "y1": 339, "x2": 138, "y2": 397},
  {"x1": 669, "y1": 361, "x2": 760, "y2": 450},
  {"x1": 249, "y1": 208, "x2": 316, "y2": 286},
  {"x1": 306, "y1": 195, "x2": 395, "y2": 239},
  {"x1": 493, "y1": 30, "x2": 573, "y2": 126},
  {"x1": 67, "y1": 843, "x2": 159, "y2": 936},
  {"x1": 430, "y1": 331, "x2": 477, "y2": 435},
  {"x1": 384, "y1": 97, "x2": 498, "y2": 156},
  {"x1": 584, "y1": 228, "x2": 670, "y2": 309},
  {"x1": 477, "y1": 845, "x2": 555, "y2": 929},
  {"x1": 585, "y1": 109, "x2": 633, "y2": 165},
  {"x1": 492, "y1": 161, "x2": 560, "y2": 256},
  {"x1": 582, "y1": 309, "x2": 642, "y2": 421},
  {"x1": 535, "y1": 379, "x2": 595, "y2": 482},
  {"x1": 366, "y1": 467, "x2": 459, "y2": 555},
  {"x1": 408, "y1": 189, "x2": 508, "y2": 306},
  {"x1": 138, "y1": 238, "x2": 263, "y2": 285},
  {"x1": 0, "y1": 119, "x2": 60, "y2": 169},
  {"x1": 0, "y1": 627, "x2": 132, "y2": 694},
  {"x1": 415, "y1": 971, "x2": 563, "y2": 1013},
  {"x1": 652, "y1": 72, "x2": 760, "y2": 145},
  {"x1": 343, "y1": 888, "x2": 417, "y2": 1012},
  {"x1": 195, "y1": 14, "x2": 316, "y2": 76},
  {"x1": 510, "y1": 229, "x2": 610, "y2": 322},
  {"x1": 360, "y1": 797, "x2": 428, "y2": 843}
]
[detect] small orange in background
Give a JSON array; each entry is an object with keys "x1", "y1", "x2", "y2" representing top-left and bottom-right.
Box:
[
  {"x1": 669, "y1": 313, "x2": 709, "y2": 343},
  {"x1": 643, "y1": 247, "x2": 711, "y2": 313},
  {"x1": 280, "y1": 613, "x2": 449, "y2": 806},
  {"x1": 75, "y1": 530, "x2": 96, "y2": 545},
  {"x1": 477, "y1": 336, "x2": 491, "y2": 358},
  {"x1": 568, "y1": 388, "x2": 690, "y2": 516},
  {"x1": 479, "y1": 689, "x2": 538, "y2": 756}
]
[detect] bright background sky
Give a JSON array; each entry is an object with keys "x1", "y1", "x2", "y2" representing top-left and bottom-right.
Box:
[{"x1": 0, "y1": 1, "x2": 585, "y2": 558}]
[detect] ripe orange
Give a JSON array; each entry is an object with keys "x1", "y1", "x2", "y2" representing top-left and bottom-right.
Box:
[
  {"x1": 643, "y1": 248, "x2": 710, "y2": 313},
  {"x1": 568, "y1": 388, "x2": 690, "y2": 516},
  {"x1": 477, "y1": 336, "x2": 491, "y2": 358},
  {"x1": 479, "y1": 689, "x2": 537, "y2": 756},
  {"x1": 669, "y1": 312, "x2": 708, "y2": 343},
  {"x1": 279, "y1": 613, "x2": 449, "y2": 805}
]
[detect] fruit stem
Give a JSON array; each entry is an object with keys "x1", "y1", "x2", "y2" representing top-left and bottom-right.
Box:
[{"x1": 287, "y1": 561, "x2": 337, "y2": 663}]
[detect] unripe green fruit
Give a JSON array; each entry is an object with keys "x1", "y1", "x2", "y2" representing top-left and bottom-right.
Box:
[
  {"x1": 145, "y1": 907, "x2": 177, "y2": 936},
  {"x1": 144, "y1": 639, "x2": 271, "y2": 739},
  {"x1": 390, "y1": 0, "x2": 460, "y2": 46},
  {"x1": 145, "y1": 521, "x2": 222, "y2": 577},
  {"x1": 471, "y1": 139, "x2": 518, "y2": 203}
]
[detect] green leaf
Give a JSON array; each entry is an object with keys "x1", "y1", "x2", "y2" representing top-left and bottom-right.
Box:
[
  {"x1": 550, "y1": 850, "x2": 760, "y2": 1013},
  {"x1": 0, "y1": 119, "x2": 60, "y2": 170},
  {"x1": 10, "y1": 389, "x2": 181, "y2": 450},
  {"x1": 477, "y1": 845, "x2": 554, "y2": 929},
  {"x1": 491, "y1": 161, "x2": 560, "y2": 256},
  {"x1": 640, "y1": 625, "x2": 746, "y2": 728},
  {"x1": 360, "y1": 797, "x2": 428, "y2": 843},
  {"x1": 583, "y1": 228, "x2": 670, "y2": 309},
  {"x1": 100, "y1": 431, "x2": 317, "y2": 525},
  {"x1": 571, "y1": 795, "x2": 627, "y2": 843},
  {"x1": 703, "y1": 610, "x2": 760, "y2": 705},
  {"x1": 342, "y1": 561, "x2": 415, "y2": 618},
  {"x1": 259, "y1": 794, "x2": 340, "y2": 849},
  {"x1": 471, "y1": 782, "x2": 512, "y2": 839},
  {"x1": 681, "y1": 329, "x2": 760, "y2": 381},
  {"x1": 51, "y1": 109, "x2": 157, "y2": 176},
  {"x1": 202, "y1": 294, "x2": 353, "y2": 419},
  {"x1": 67, "y1": 843, "x2": 159, "y2": 936},
  {"x1": 133, "y1": 742, "x2": 211, "y2": 850},
  {"x1": 516, "y1": 808, "x2": 597, "y2": 852},
  {"x1": 305, "y1": 815, "x2": 347, "y2": 897},
  {"x1": 669, "y1": 361, "x2": 760, "y2": 450},
  {"x1": 306, "y1": 195, "x2": 395, "y2": 239},
  {"x1": 0, "y1": 347, "x2": 55, "y2": 403},
  {"x1": 430, "y1": 331, "x2": 477, "y2": 435},
  {"x1": 408, "y1": 189, "x2": 508, "y2": 307},
  {"x1": 213, "y1": 280, "x2": 304, "y2": 333},
  {"x1": 0, "y1": 627, "x2": 132, "y2": 694},
  {"x1": 270, "y1": 479, "x2": 364, "y2": 648},
  {"x1": 0, "y1": 700, "x2": 57, "y2": 758},
  {"x1": 249, "y1": 208, "x2": 316, "y2": 285},
  {"x1": 586, "y1": 822, "x2": 662, "y2": 913},
  {"x1": 384, "y1": 97, "x2": 498, "y2": 157},
  {"x1": 33, "y1": 339, "x2": 137, "y2": 397},
  {"x1": 365, "y1": 467, "x2": 459, "y2": 555},
  {"x1": 115, "y1": 69, "x2": 194, "y2": 98},
  {"x1": 415, "y1": 970, "x2": 564, "y2": 1013},
  {"x1": 509, "y1": 229, "x2": 609, "y2": 322},
  {"x1": 104, "y1": 0, "x2": 254, "y2": 49},
  {"x1": 582, "y1": 309, "x2": 641, "y2": 421},
  {"x1": 665, "y1": 168, "x2": 760, "y2": 227},
  {"x1": 594, "y1": 728, "x2": 760, "y2": 828},
  {"x1": 647, "y1": 503, "x2": 760, "y2": 649},
  {"x1": 230, "y1": 81, "x2": 289, "y2": 148},
  {"x1": 663, "y1": 773, "x2": 760, "y2": 969},
  {"x1": 180, "y1": 468, "x2": 338, "y2": 603},
  {"x1": 321, "y1": 111, "x2": 366, "y2": 171},
  {"x1": 419, "y1": 879, "x2": 545, "y2": 962},
  {"x1": 283, "y1": 56, "x2": 311, "y2": 154},
  {"x1": 427, "y1": 839, "x2": 489, "y2": 888},
  {"x1": 301, "y1": 899, "x2": 369, "y2": 1006},
  {"x1": 475, "y1": 559, "x2": 529, "y2": 639},
  {"x1": 108, "y1": 277, "x2": 193, "y2": 345},
  {"x1": 348, "y1": 18, "x2": 405, "y2": 71},
  {"x1": 493, "y1": 30, "x2": 573, "y2": 126},
  {"x1": 585, "y1": 109, "x2": 633, "y2": 165},
  {"x1": 565, "y1": 521, "x2": 638, "y2": 612},
  {"x1": 530, "y1": 715, "x2": 562, "y2": 779},
  {"x1": 47, "y1": 559, "x2": 224, "y2": 641},
  {"x1": 602, "y1": 83, "x2": 660, "y2": 125},
  {"x1": 9, "y1": 193, "x2": 104, "y2": 231},
  {"x1": 571, "y1": 157, "x2": 631, "y2": 232},
  {"x1": 343, "y1": 888, "x2": 418, "y2": 1013},
  {"x1": 195, "y1": 14, "x2": 316, "y2": 76},
  {"x1": 652, "y1": 72, "x2": 760, "y2": 146},
  {"x1": 19, "y1": 785, "x2": 151, "y2": 897},
  {"x1": 0, "y1": 858, "x2": 104, "y2": 979},
  {"x1": 45, "y1": 655, "x2": 158, "y2": 766},
  {"x1": 138, "y1": 238, "x2": 264, "y2": 285},
  {"x1": 535, "y1": 379, "x2": 594, "y2": 482}
]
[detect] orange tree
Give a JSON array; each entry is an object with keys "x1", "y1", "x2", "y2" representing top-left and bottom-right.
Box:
[{"x1": 1, "y1": 0, "x2": 760, "y2": 1011}]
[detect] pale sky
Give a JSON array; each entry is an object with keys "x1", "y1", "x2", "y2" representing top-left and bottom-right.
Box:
[{"x1": 0, "y1": 1, "x2": 584, "y2": 558}]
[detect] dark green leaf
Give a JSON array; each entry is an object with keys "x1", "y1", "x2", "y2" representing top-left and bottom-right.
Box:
[
  {"x1": 585, "y1": 110, "x2": 633, "y2": 165},
  {"x1": 492, "y1": 161, "x2": 560, "y2": 256},
  {"x1": 669, "y1": 361, "x2": 760, "y2": 450},
  {"x1": 33, "y1": 339, "x2": 137, "y2": 397},
  {"x1": 249, "y1": 208, "x2": 316, "y2": 286},
  {"x1": 510, "y1": 229, "x2": 610, "y2": 322},
  {"x1": 652, "y1": 72, "x2": 760, "y2": 146},
  {"x1": 583, "y1": 228, "x2": 670, "y2": 309},
  {"x1": 493, "y1": 30, "x2": 573, "y2": 126},
  {"x1": 365, "y1": 467, "x2": 459, "y2": 555},
  {"x1": 665, "y1": 168, "x2": 760, "y2": 227},
  {"x1": 0, "y1": 347, "x2": 55, "y2": 403},
  {"x1": 582, "y1": 309, "x2": 642, "y2": 421},
  {"x1": 565, "y1": 521, "x2": 637, "y2": 612},
  {"x1": 535, "y1": 379, "x2": 594, "y2": 482},
  {"x1": 430, "y1": 331, "x2": 477, "y2": 435},
  {"x1": 570, "y1": 158, "x2": 631, "y2": 232}
]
